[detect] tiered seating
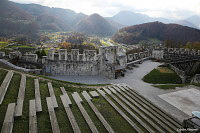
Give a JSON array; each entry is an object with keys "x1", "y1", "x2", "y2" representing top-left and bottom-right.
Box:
[
  {"x1": 46, "y1": 97, "x2": 60, "y2": 133},
  {"x1": 72, "y1": 92, "x2": 99, "y2": 133},
  {"x1": 82, "y1": 91, "x2": 114, "y2": 133},
  {"x1": 0, "y1": 69, "x2": 183, "y2": 133},
  {"x1": 97, "y1": 89, "x2": 143, "y2": 133}
]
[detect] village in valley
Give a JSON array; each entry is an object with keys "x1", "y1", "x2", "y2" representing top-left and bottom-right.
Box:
[{"x1": 0, "y1": 0, "x2": 200, "y2": 132}]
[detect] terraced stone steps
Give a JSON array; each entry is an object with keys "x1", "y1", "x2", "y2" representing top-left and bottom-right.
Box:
[
  {"x1": 121, "y1": 84, "x2": 182, "y2": 127},
  {"x1": 0, "y1": 69, "x2": 183, "y2": 133},
  {"x1": 72, "y1": 92, "x2": 99, "y2": 133},
  {"x1": 97, "y1": 89, "x2": 142, "y2": 133},
  {"x1": 46, "y1": 97, "x2": 60, "y2": 133},
  {"x1": 82, "y1": 91, "x2": 115, "y2": 133},
  {"x1": 120, "y1": 85, "x2": 178, "y2": 131},
  {"x1": 107, "y1": 87, "x2": 161, "y2": 133},
  {"x1": 112, "y1": 85, "x2": 175, "y2": 132},
  {"x1": 60, "y1": 95, "x2": 81, "y2": 133}
]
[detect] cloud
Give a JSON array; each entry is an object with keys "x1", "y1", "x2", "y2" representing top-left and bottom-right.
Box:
[{"x1": 10, "y1": 0, "x2": 200, "y2": 19}]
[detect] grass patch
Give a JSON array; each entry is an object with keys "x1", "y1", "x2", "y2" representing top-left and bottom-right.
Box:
[
  {"x1": 143, "y1": 67, "x2": 182, "y2": 84},
  {"x1": 154, "y1": 83, "x2": 200, "y2": 90},
  {"x1": 153, "y1": 84, "x2": 188, "y2": 90},
  {"x1": 0, "y1": 42, "x2": 8, "y2": 49}
]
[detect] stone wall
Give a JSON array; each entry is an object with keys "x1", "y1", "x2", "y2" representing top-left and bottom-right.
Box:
[
  {"x1": 44, "y1": 61, "x2": 100, "y2": 76},
  {"x1": 191, "y1": 74, "x2": 200, "y2": 83},
  {"x1": 169, "y1": 64, "x2": 186, "y2": 83},
  {"x1": 43, "y1": 46, "x2": 126, "y2": 79},
  {"x1": 127, "y1": 51, "x2": 150, "y2": 62}
]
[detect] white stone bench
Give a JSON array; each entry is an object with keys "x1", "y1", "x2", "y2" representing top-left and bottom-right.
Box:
[
  {"x1": 15, "y1": 74, "x2": 26, "y2": 117},
  {"x1": 1, "y1": 103, "x2": 16, "y2": 133},
  {"x1": 60, "y1": 95, "x2": 81, "y2": 133},
  {"x1": 47, "y1": 82, "x2": 58, "y2": 108},
  {"x1": 34, "y1": 79, "x2": 42, "y2": 112},
  {"x1": 60, "y1": 87, "x2": 72, "y2": 105},
  {"x1": 82, "y1": 91, "x2": 114, "y2": 133},
  {"x1": 29, "y1": 99, "x2": 37, "y2": 133},
  {"x1": 72, "y1": 92, "x2": 98, "y2": 133},
  {"x1": 46, "y1": 97, "x2": 60, "y2": 133},
  {"x1": 89, "y1": 91, "x2": 99, "y2": 98},
  {"x1": 0, "y1": 71, "x2": 13, "y2": 104}
]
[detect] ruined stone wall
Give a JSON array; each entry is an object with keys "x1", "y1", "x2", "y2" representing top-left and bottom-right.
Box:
[
  {"x1": 44, "y1": 60, "x2": 100, "y2": 76},
  {"x1": 191, "y1": 74, "x2": 200, "y2": 83},
  {"x1": 127, "y1": 51, "x2": 150, "y2": 62},
  {"x1": 43, "y1": 46, "x2": 127, "y2": 79}
]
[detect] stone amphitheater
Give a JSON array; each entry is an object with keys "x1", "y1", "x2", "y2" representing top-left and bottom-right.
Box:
[{"x1": 0, "y1": 68, "x2": 182, "y2": 133}]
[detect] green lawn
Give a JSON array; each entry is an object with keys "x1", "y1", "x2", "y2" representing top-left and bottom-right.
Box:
[
  {"x1": 0, "y1": 42, "x2": 8, "y2": 50},
  {"x1": 143, "y1": 67, "x2": 182, "y2": 84},
  {"x1": 154, "y1": 83, "x2": 200, "y2": 90},
  {"x1": 153, "y1": 84, "x2": 187, "y2": 90}
]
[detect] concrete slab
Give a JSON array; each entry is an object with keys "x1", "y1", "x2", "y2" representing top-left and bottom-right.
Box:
[
  {"x1": 15, "y1": 74, "x2": 26, "y2": 117},
  {"x1": 1, "y1": 103, "x2": 16, "y2": 133},
  {"x1": 47, "y1": 82, "x2": 58, "y2": 108},
  {"x1": 72, "y1": 92, "x2": 83, "y2": 103},
  {"x1": 60, "y1": 87, "x2": 72, "y2": 105},
  {"x1": 29, "y1": 99, "x2": 37, "y2": 133},
  {"x1": 159, "y1": 88, "x2": 200, "y2": 116},
  {"x1": 34, "y1": 79, "x2": 42, "y2": 112},
  {"x1": 0, "y1": 71, "x2": 13, "y2": 104},
  {"x1": 89, "y1": 91, "x2": 99, "y2": 98}
]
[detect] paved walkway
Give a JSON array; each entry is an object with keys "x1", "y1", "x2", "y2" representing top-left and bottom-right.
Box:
[{"x1": 48, "y1": 75, "x2": 110, "y2": 84}]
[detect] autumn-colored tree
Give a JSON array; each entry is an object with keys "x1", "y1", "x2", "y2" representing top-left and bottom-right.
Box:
[
  {"x1": 184, "y1": 42, "x2": 200, "y2": 50},
  {"x1": 59, "y1": 42, "x2": 72, "y2": 49}
]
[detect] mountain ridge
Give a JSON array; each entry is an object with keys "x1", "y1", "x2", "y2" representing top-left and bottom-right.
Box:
[{"x1": 112, "y1": 21, "x2": 200, "y2": 45}]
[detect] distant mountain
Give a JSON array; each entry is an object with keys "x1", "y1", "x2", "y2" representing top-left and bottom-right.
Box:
[
  {"x1": 14, "y1": 3, "x2": 87, "y2": 31},
  {"x1": 0, "y1": 0, "x2": 40, "y2": 37},
  {"x1": 176, "y1": 20, "x2": 199, "y2": 29},
  {"x1": 108, "y1": 11, "x2": 172, "y2": 26},
  {"x1": 185, "y1": 15, "x2": 200, "y2": 29},
  {"x1": 112, "y1": 21, "x2": 200, "y2": 45},
  {"x1": 75, "y1": 14, "x2": 119, "y2": 37}
]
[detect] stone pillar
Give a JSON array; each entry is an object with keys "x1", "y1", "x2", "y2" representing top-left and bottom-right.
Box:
[
  {"x1": 71, "y1": 49, "x2": 79, "y2": 61},
  {"x1": 42, "y1": 56, "x2": 47, "y2": 64},
  {"x1": 48, "y1": 48, "x2": 55, "y2": 60},
  {"x1": 59, "y1": 49, "x2": 67, "y2": 60}
]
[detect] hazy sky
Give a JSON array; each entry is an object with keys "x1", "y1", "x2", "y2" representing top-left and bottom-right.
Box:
[{"x1": 10, "y1": 0, "x2": 200, "y2": 19}]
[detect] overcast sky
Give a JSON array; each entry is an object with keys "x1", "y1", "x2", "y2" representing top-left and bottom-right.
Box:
[{"x1": 10, "y1": 0, "x2": 200, "y2": 19}]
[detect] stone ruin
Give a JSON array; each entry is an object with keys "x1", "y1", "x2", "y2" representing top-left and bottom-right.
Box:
[
  {"x1": 42, "y1": 46, "x2": 127, "y2": 79},
  {"x1": 127, "y1": 51, "x2": 150, "y2": 62}
]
